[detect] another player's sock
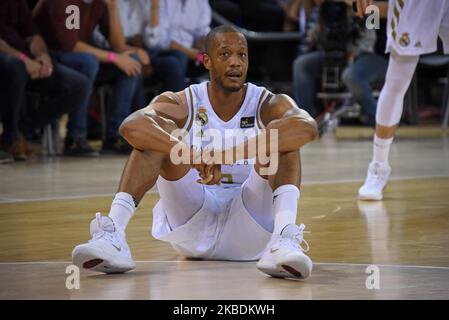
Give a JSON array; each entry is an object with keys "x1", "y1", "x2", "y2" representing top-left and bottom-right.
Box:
[
  {"x1": 108, "y1": 192, "x2": 137, "y2": 235},
  {"x1": 372, "y1": 135, "x2": 393, "y2": 164},
  {"x1": 273, "y1": 185, "x2": 300, "y2": 235}
]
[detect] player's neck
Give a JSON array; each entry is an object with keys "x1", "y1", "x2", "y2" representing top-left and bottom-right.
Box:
[{"x1": 207, "y1": 82, "x2": 247, "y2": 122}]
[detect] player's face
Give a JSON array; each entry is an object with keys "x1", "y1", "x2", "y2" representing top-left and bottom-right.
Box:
[{"x1": 204, "y1": 32, "x2": 249, "y2": 92}]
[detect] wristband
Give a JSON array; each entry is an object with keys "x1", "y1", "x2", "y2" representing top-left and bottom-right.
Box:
[
  {"x1": 196, "y1": 51, "x2": 205, "y2": 64},
  {"x1": 19, "y1": 52, "x2": 27, "y2": 62},
  {"x1": 107, "y1": 51, "x2": 116, "y2": 63}
]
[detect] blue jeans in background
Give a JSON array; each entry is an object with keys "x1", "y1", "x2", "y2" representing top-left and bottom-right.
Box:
[
  {"x1": 149, "y1": 49, "x2": 188, "y2": 92},
  {"x1": 0, "y1": 52, "x2": 91, "y2": 143},
  {"x1": 52, "y1": 52, "x2": 98, "y2": 138},
  {"x1": 292, "y1": 51, "x2": 388, "y2": 125},
  {"x1": 53, "y1": 52, "x2": 143, "y2": 138}
]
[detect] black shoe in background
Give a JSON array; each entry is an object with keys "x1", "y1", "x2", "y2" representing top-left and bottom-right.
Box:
[
  {"x1": 64, "y1": 137, "x2": 99, "y2": 157},
  {"x1": 101, "y1": 136, "x2": 133, "y2": 155}
]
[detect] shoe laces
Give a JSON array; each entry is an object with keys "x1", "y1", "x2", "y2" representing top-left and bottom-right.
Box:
[
  {"x1": 368, "y1": 163, "x2": 388, "y2": 184},
  {"x1": 89, "y1": 212, "x2": 117, "y2": 243},
  {"x1": 294, "y1": 224, "x2": 310, "y2": 252},
  {"x1": 279, "y1": 224, "x2": 310, "y2": 253}
]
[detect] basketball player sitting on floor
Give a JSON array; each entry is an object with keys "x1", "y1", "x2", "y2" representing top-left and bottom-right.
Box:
[{"x1": 72, "y1": 26, "x2": 318, "y2": 280}]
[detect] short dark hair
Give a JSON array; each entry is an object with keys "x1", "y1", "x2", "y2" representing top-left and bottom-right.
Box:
[{"x1": 204, "y1": 25, "x2": 245, "y2": 55}]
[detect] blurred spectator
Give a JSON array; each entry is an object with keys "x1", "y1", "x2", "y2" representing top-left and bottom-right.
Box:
[
  {"x1": 93, "y1": 0, "x2": 186, "y2": 92},
  {"x1": 240, "y1": 0, "x2": 287, "y2": 32},
  {"x1": 33, "y1": 0, "x2": 147, "y2": 154},
  {"x1": 146, "y1": 0, "x2": 212, "y2": 83},
  {"x1": 292, "y1": 0, "x2": 388, "y2": 126},
  {"x1": 209, "y1": 0, "x2": 244, "y2": 27},
  {"x1": 0, "y1": 0, "x2": 95, "y2": 160}
]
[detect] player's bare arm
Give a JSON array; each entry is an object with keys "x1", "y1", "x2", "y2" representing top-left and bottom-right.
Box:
[
  {"x1": 197, "y1": 93, "x2": 318, "y2": 186},
  {"x1": 260, "y1": 93, "x2": 318, "y2": 153},
  {"x1": 217, "y1": 93, "x2": 318, "y2": 165},
  {"x1": 119, "y1": 91, "x2": 188, "y2": 153}
]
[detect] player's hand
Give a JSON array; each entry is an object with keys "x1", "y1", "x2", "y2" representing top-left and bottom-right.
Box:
[
  {"x1": 115, "y1": 50, "x2": 142, "y2": 76},
  {"x1": 194, "y1": 163, "x2": 222, "y2": 185},
  {"x1": 190, "y1": 147, "x2": 223, "y2": 185}
]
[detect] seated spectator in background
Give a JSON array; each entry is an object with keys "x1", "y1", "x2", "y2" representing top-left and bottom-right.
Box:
[
  {"x1": 240, "y1": 0, "x2": 288, "y2": 32},
  {"x1": 33, "y1": 0, "x2": 149, "y2": 154},
  {"x1": 93, "y1": 0, "x2": 185, "y2": 92},
  {"x1": 210, "y1": 0, "x2": 300, "y2": 32},
  {"x1": 209, "y1": 0, "x2": 244, "y2": 27},
  {"x1": 0, "y1": 0, "x2": 94, "y2": 160},
  {"x1": 292, "y1": 0, "x2": 387, "y2": 126},
  {"x1": 146, "y1": 0, "x2": 212, "y2": 83}
]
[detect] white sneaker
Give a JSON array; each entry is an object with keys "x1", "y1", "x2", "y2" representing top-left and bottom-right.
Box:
[
  {"x1": 257, "y1": 224, "x2": 312, "y2": 279},
  {"x1": 358, "y1": 161, "x2": 391, "y2": 201},
  {"x1": 72, "y1": 213, "x2": 135, "y2": 274}
]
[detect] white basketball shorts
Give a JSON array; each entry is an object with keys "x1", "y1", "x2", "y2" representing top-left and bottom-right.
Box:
[
  {"x1": 151, "y1": 168, "x2": 273, "y2": 261},
  {"x1": 386, "y1": 0, "x2": 449, "y2": 55}
]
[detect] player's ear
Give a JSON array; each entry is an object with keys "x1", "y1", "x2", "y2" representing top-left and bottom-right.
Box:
[{"x1": 203, "y1": 53, "x2": 212, "y2": 71}]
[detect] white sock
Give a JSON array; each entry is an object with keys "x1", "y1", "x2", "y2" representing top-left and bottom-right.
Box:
[
  {"x1": 272, "y1": 185, "x2": 300, "y2": 235},
  {"x1": 372, "y1": 135, "x2": 393, "y2": 164},
  {"x1": 108, "y1": 192, "x2": 137, "y2": 235}
]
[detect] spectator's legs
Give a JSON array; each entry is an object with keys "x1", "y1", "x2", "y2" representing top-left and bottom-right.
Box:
[
  {"x1": 166, "y1": 51, "x2": 189, "y2": 82},
  {"x1": 342, "y1": 54, "x2": 388, "y2": 126},
  {"x1": 241, "y1": 0, "x2": 284, "y2": 31},
  {"x1": 132, "y1": 74, "x2": 147, "y2": 110},
  {"x1": 96, "y1": 61, "x2": 140, "y2": 153},
  {"x1": 210, "y1": 0, "x2": 244, "y2": 26},
  {"x1": 26, "y1": 62, "x2": 93, "y2": 131},
  {"x1": 151, "y1": 51, "x2": 186, "y2": 92},
  {"x1": 52, "y1": 52, "x2": 99, "y2": 139},
  {"x1": 0, "y1": 53, "x2": 28, "y2": 145},
  {"x1": 292, "y1": 51, "x2": 325, "y2": 117}
]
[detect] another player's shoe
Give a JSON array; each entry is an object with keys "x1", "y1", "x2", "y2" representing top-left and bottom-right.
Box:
[
  {"x1": 358, "y1": 161, "x2": 391, "y2": 201},
  {"x1": 72, "y1": 213, "x2": 135, "y2": 274},
  {"x1": 257, "y1": 224, "x2": 312, "y2": 279}
]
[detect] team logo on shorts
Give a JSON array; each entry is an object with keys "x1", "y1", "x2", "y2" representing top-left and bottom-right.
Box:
[
  {"x1": 195, "y1": 107, "x2": 208, "y2": 126},
  {"x1": 399, "y1": 32, "x2": 410, "y2": 47}
]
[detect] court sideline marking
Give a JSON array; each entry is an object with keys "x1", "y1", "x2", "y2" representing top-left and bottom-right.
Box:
[{"x1": 1, "y1": 174, "x2": 448, "y2": 204}]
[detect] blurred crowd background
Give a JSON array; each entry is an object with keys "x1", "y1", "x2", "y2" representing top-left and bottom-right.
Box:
[{"x1": 0, "y1": 0, "x2": 447, "y2": 163}]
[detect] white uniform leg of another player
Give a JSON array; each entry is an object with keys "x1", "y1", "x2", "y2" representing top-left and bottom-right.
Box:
[{"x1": 359, "y1": 0, "x2": 449, "y2": 200}]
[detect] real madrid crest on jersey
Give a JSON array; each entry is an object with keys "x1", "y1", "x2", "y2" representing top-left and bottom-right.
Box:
[
  {"x1": 399, "y1": 32, "x2": 410, "y2": 47},
  {"x1": 195, "y1": 107, "x2": 208, "y2": 127}
]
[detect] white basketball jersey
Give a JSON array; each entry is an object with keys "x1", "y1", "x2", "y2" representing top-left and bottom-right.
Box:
[{"x1": 183, "y1": 81, "x2": 271, "y2": 187}]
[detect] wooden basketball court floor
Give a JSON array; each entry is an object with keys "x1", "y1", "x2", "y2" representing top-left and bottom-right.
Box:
[{"x1": 1, "y1": 133, "x2": 449, "y2": 300}]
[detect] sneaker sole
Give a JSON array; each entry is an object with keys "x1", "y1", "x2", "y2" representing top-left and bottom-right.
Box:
[
  {"x1": 358, "y1": 185, "x2": 387, "y2": 201},
  {"x1": 257, "y1": 256, "x2": 312, "y2": 280},
  {"x1": 357, "y1": 193, "x2": 383, "y2": 201},
  {"x1": 72, "y1": 246, "x2": 135, "y2": 274}
]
